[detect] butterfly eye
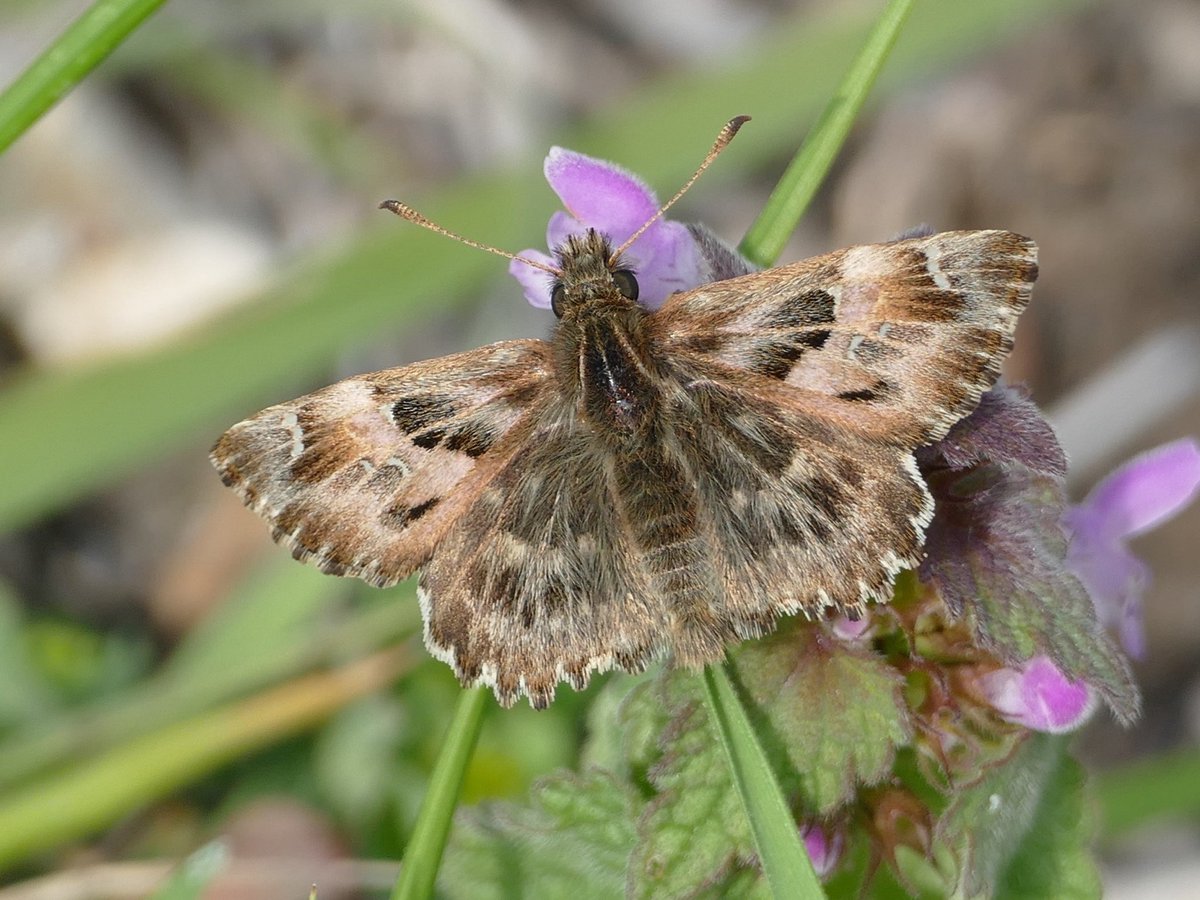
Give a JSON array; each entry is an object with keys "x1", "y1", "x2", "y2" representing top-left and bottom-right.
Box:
[
  {"x1": 612, "y1": 269, "x2": 639, "y2": 301},
  {"x1": 550, "y1": 283, "x2": 567, "y2": 317}
]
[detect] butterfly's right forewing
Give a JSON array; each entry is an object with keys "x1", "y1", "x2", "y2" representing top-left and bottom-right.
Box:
[{"x1": 211, "y1": 340, "x2": 553, "y2": 586}]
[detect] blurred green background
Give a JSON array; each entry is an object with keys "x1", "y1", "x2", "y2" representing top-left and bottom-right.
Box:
[{"x1": 0, "y1": 0, "x2": 1198, "y2": 896}]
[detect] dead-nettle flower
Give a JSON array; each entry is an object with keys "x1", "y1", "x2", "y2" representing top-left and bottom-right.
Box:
[
  {"x1": 801, "y1": 822, "x2": 845, "y2": 877},
  {"x1": 1065, "y1": 438, "x2": 1200, "y2": 659},
  {"x1": 978, "y1": 656, "x2": 1098, "y2": 734},
  {"x1": 978, "y1": 438, "x2": 1200, "y2": 732},
  {"x1": 509, "y1": 147, "x2": 713, "y2": 309}
]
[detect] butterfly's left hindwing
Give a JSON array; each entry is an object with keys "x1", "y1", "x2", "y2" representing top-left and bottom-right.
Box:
[{"x1": 211, "y1": 340, "x2": 552, "y2": 586}]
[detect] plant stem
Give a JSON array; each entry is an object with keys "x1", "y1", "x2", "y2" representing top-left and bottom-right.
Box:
[
  {"x1": 0, "y1": 0, "x2": 170, "y2": 154},
  {"x1": 390, "y1": 687, "x2": 488, "y2": 900},
  {"x1": 702, "y1": 663, "x2": 825, "y2": 899}
]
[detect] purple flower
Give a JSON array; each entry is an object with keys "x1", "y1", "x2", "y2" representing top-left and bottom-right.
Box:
[
  {"x1": 509, "y1": 147, "x2": 706, "y2": 309},
  {"x1": 1064, "y1": 438, "x2": 1200, "y2": 659},
  {"x1": 979, "y1": 656, "x2": 1099, "y2": 733},
  {"x1": 800, "y1": 821, "x2": 844, "y2": 877}
]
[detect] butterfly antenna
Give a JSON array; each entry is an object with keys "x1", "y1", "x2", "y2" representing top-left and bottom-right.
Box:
[
  {"x1": 610, "y1": 115, "x2": 750, "y2": 263},
  {"x1": 379, "y1": 200, "x2": 562, "y2": 276}
]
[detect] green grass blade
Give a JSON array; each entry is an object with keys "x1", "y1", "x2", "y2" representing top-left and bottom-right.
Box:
[
  {"x1": 0, "y1": 0, "x2": 169, "y2": 154},
  {"x1": 703, "y1": 663, "x2": 825, "y2": 898},
  {"x1": 1098, "y1": 747, "x2": 1200, "y2": 837},
  {"x1": 0, "y1": 649, "x2": 407, "y2": 872},
  {"x1": 391, "y1": 686, "x2": 488, "y2": 900},
  {"x1": 0, "y1": 572, "x2": 419, "y2": 791},
  {"x1": 148, "y1": 840, "x2": 231, "y2": 900},
  {"x1": 739, "y1": 0, "x2": 917, "y2": 267}
]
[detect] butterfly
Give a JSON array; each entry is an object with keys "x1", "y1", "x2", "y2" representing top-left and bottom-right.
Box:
[{"x1": 211, "y1": 118, "x2": 1037, "y2": 708}]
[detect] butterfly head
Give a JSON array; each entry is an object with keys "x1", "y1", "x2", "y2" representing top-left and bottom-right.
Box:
[{"x1": 549, "y1": 229, "x2": 640, "y2": 318}]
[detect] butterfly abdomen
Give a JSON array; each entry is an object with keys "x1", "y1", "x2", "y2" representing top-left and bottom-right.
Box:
[{"x1": 612, "y1": 431, "x2": 729, "y2": 667}]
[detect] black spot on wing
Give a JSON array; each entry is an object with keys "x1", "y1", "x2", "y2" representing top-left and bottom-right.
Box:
[
  {"x1": 412, "y1": 427, "x2": 446, "y2": 450},
  {"x1": 771, "y1": 289, "x2": 836, "y2": 329},
  {"x1": 392, "y1": 396, "x2": 456, "y2": 433},
  {"x1": 749, "y1": 329, "x2": 831, "y2": 379},
  {"x1": 836, "y1": 379, "x2": 894, "y2": 403},
  {"x1": 792, "y1": 472, "x2": 846, "y2": 523},
  {"x1": 442, "y1": 422, "x2": 495, "y2": 458},
  {"x1": 385, "y1": 496, "x2": 440, "y2": 529}
]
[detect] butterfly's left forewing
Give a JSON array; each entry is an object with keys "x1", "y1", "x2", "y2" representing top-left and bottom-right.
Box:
[
  {"x1": 654, "y1": 230, "x2": 1036, "y2": 447},
  {"x1": 211, "y1": 340, "x2": 553, "y2": 586}
]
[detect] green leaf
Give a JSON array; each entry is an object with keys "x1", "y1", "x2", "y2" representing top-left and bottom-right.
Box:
[
  {"x1": 314, "y1": 694, "x2": 406, "y2": 831},
  {"x1": 935, "y1": 733, "x2": 1100, "y2": 899},
  {"x1": 440, "y1": 769, "x2": 641, "y2": 900},
  {"x1": 0, "y1": 579, "x2": 416, "y2": 792},
  {"x1": 1099, "y1": 746, "x2": 1200, "y2": 837},
  {"x1": 162, "y1": 556, "x2": 352, "y2": 682},
  {"x1": 922, "y1": 462, "x2": 1140, "y2": 723},
  {"x1": 733, "y1": 619, "x2": 912, "y2": 814},
  {"x1": 0, "y1": 649, "x2": 405, "y2": 872},
  {"x1": 0, "y1": 580, "x2": 56, "y2": 728},
  {"x1": 629, "y1": 674, "x2": 756, "y2": 898},
  {"x1": 620, "y1": 678, "x2": 678, "y2": 787},
  {"x1": 996, "y1": 754, "x2": 1100, "y2": 899}
]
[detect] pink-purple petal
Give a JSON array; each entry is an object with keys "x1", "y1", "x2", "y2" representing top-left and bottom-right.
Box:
[
  {"x1": 517, "y1": 145, "x2": 710, "y2": 310},
  {"x1": 800, "y1": 822, "x2": 843, "y2": 877},
  {"x1": 831, "y1": 614, "x2": 871, "y2": 641},
  {"x1": 509, "y1": 251, "x2": 557, "y2": 309},
  {"x1": 627, "y1": 220, "x2": 706, "y2": 309},
  {"x1": 980, "y1": 656, "x2": 1098, "y2": 733},
  {"x1": 1064, "y1": 437, "x2": 1200, "y2": 658},
  {"x1": 545, "y1": 210, "x2": 583, "y2": 251},
  {"x1": 1079, "y1": 438, "x2": 1200, "y2": 539},
  {"x1": 1066, "y1": 529, "x2": 1149, "y2": 658},
  {"x1": 543, "y1": 147, "x2": 658, "y2": 238}
]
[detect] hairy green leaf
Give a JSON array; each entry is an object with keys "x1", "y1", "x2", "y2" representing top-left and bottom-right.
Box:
[
  {"x1": 995, "y1": 744, "x2": 1100, "y2": 899},
  {"x1": 630, "y1": 675, "x2": 756, "y2": 898},
  {"x1": 922, "y1": 460, "x2": 1139, "y2": 723},
  {"x1": 734, "y1": 620, "x2": 913, "y2": 813},
  {"x1": 440, "y1": 770, "x2": 641, "y2": 900},
  {"x1": 935, "y1": 733, "x2": 1099, "y2": 899}
]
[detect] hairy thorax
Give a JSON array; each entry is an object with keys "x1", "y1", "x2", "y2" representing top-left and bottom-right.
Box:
[{"x1": 550, "y1": 231, "x2": 663, "y2": 439}]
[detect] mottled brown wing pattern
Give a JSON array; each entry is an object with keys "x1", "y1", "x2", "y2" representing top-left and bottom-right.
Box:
[
  {"x1": 655, "y1": 230, "x2": 1037, "y2": 446},
  {"x1": 415, "y1": 369, "x2": 933, "y2": 710},
  {"x1": 667, "y1": 372, "x2": 933, "y2": 629},
  {"x1": 211, "y1": 341, "x2": 552, "y2": 586}
]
